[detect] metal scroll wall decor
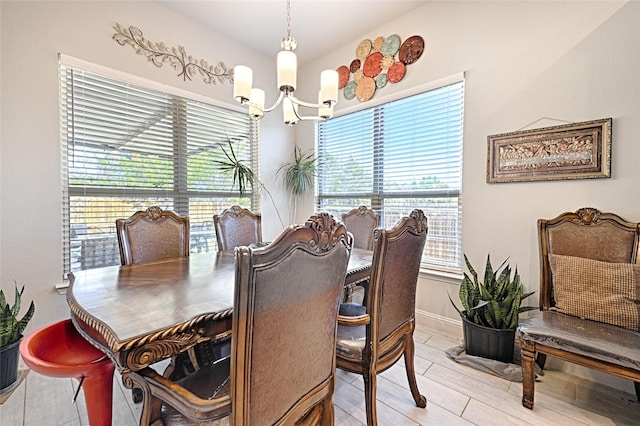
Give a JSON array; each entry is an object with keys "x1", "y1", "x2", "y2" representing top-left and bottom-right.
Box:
[
  {"x1": 112, "y1": 23, "x2": 233, "y2": 85},
  {"x1": 337, "y1": 34, "x2": 425, "y2": 102}
]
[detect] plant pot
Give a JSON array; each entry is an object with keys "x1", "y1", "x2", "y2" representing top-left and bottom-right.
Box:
[
  {"x1": 0, "y1": 339, "x2": 21, "y2": 390},
  {"x1": 461, "y1": 314, "x2": 515, "y2": 363}
]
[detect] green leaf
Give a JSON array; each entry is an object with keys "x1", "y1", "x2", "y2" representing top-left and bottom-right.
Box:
[
  {"x1": 214, "y1": 137, "x2": 255, "y2": 195},
  {"x1": 277, "y1": 145, "x2": 318, "y2": 196},
  {"x1": 0, "y1": 283, "x2": 35, "y2": 347},
  {"x1": 455, "y1": 253, "x2": 536, "y2": 330}
]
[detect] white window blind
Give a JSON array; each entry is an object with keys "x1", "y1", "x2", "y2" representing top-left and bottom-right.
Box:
[
  {"x1": 317, "y1": 79, "x2": 464, "y2": 272},
  {"x1": 60, "y1": 63, "x2": 258, "y2": 275}
]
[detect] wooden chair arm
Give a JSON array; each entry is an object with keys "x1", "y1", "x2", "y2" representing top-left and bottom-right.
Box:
[{"x1": 338, "y1": 313, "x2": 370, "y2": 326}]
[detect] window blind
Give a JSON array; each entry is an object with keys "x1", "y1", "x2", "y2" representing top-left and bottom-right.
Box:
[
  {"x1": 317, "y1": 80, "x2": 464, "y2": 272},
  {"x1": 60, "y1": 63, "x2": 258, "y2": 275}
]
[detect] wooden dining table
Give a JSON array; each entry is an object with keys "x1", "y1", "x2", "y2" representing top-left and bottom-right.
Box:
[{"x1": 66, "y1": 248, "x2": 373, "y2": 375}]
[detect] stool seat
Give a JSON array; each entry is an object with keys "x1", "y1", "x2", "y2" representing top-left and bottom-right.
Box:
[{"x1": 20, "y1": 319, "x2": 115, "y2": 426}]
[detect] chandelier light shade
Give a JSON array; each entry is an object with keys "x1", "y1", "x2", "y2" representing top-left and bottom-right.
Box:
[{"x1": 233, "y1": 0, "x2": 338, "y2": 125}]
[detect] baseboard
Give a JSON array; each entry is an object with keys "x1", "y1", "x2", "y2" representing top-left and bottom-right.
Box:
[{"x1": 415, "y1": 308, "x2": 463, "y2": 339}]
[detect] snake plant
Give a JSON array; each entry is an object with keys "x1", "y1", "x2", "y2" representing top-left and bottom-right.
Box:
[
  {"x1": 0, "y1": 283, "x2": 35, "y2": 347},
  {"x1": 449, "y1": 254, "x2": 536, "y2": 330}
]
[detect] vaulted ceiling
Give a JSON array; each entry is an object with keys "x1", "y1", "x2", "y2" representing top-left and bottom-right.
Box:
[{"x1": 156, "y1": 1, "x2": 428, "y2": 65}]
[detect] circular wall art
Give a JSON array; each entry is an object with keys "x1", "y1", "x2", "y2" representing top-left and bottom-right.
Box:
[{"x1": 336, "y1": 34, "x2": 425, "y2": 102}]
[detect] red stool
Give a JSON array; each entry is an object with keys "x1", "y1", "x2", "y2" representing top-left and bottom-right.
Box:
[{"x1": 19, "y1": 319, "x2": 115, "y2": 426}]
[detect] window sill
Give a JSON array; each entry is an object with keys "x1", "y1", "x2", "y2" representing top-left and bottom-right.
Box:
[
  {"x1": 419, "y1": 267, "x2": 462, "y2": 284},
  {"x1": 55, "y1": 282, "x2": 69, "y2": 295}
]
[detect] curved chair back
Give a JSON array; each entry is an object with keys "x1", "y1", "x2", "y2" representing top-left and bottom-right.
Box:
[
  {"x1": 342, "y1": 206, "x2": 379, "y2": 250},
  {"x1": 336, "y1": 209, "x2": 428, "y2": 426},
  {"x1": 232, "y1": 213, "x2": 351, "y2": 424},
  {"x1": 538, "y1": 207, "x2": 640, "y2": 309},
  {"x1": 368, "y1": 209, "x2": 427, "y2": 344},
  {"x1": 213, "y1": 205, "x2": 262, "y2": 251},
  {"x1": 116, "y1": 206, "x2": 190, "y2": 265},
  {"x1": 134, "y1": 213, "x2": 352, "y2": 425}
]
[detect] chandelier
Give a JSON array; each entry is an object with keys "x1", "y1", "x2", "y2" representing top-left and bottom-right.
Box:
[{"x1": 232, "y1": 0, "x2": 338, "y2": 125}]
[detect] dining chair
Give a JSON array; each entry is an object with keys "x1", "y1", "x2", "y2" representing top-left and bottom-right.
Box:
[
  {"x1": 336, "y1": 209, "x2": 428, "y2": 426},
  {"x1": 115, "y1": 206, "x2": 190, "y2": 265},
  {"x1": 115, "y1": 206, "x2": 196, "y2": 403},
  {"x1": 213, "y1": 205, "x2": 262, "y2": 252},
  {"x1": 341, "y1": 206, "x2": 379, "y2": 251},
  {"x1": 341, "y1": 206, "x2": 379, "y2": 304},
  {"x1": 130, "y1": 212, "x2": 353, "y2": 425}
]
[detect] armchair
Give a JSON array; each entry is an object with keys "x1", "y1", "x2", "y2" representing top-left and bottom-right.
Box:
[
  {"x1": 336, "y1": 209, "x2": 428, "y2": 426},
  {"x1": 131, "y1": 213, "x2": 352, "y2": 425}
]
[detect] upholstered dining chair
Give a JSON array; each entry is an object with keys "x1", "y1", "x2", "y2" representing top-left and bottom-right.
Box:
[
  {"x1": 336, "y1": 209, "x2": 428, "y2": 426},
  {"x1": 131, "y1": 213, "x2": 353, "y2": 426},
  {"x1": 341, "y1": 206, "x2": 379, "y2": 304},
  {"x1": 115, "y1": 206, "x2": 196, "y2": 404},
  {"x1": 116, "y1": 206, "x2": 190, "y2": 266},
  {"x1": 341, "y1": 206, "x2": 379, "y2": 251},
  {"x1": 213, "y1": 205, "x2": 262, "y2": 252}
]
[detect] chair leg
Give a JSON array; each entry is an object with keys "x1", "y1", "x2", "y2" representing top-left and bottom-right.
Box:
[
  {"x1": 536, "y1": 353, "x2": 547, "y2": 370},
  {"x1": 363, "y1": 368, "x2": 378, "y2": 426},
  {"x1": 320, "y1": 396, "x2": 335, "y2": 426},
  {"x1": 79, "y1": 364, "x2": 115, "y2": 426},
  {"x1": 123, "y1": 371, "x2": 162, "y2": 426},
  {"x1": 520, "y1": 339, "x2": 536, "y2": 409},
  {"x1": 403, "y1": 336, "x2": 427, "y2": 408}
]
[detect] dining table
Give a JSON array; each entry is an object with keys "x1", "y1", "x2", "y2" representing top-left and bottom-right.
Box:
[{"x1": 66, "y1": 247, "x2": 373, "y2": 376}]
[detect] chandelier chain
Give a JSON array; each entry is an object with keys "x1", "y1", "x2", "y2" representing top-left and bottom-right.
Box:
[{"x1": 286, "y1": 0, "x2": 291, "y2": 38}]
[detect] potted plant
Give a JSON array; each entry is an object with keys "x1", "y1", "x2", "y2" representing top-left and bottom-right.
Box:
[
  {"x1": 215, "y1": 138, "x2": 285, "y2": 228},
  {"x1": 449, "y1": 254, "x2": 536, "y2": 363},
  {"x1": 277, "y1": 145, "x2": 318, "y2": 224},
  {"x1": 0, "y1": 283, "x2": 35, "y2": 390}
]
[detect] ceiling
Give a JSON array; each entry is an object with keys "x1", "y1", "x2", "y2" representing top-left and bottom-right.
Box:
[{"x1": 155, "y1": 0, "x2": 428, "y2": 65}]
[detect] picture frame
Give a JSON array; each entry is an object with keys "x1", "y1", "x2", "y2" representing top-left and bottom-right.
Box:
[{"x1": 486, "y1": 118, "x2": 612, "y2": 183}]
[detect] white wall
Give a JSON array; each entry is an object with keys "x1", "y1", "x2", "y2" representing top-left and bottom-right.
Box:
[
  {"x1": 2, "y1": 0, "x2": 638, "y2": 392},
  {"x1": 297, "y1": 1, "x2": 639, "y2": 390},
  {"x1": 0, "y1": 1, "x2": 293, "y2": 327}
]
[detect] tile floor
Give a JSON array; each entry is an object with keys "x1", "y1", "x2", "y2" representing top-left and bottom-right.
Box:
[{"x1": 1, "y1": 324, "x2": 639, "y2": 425}]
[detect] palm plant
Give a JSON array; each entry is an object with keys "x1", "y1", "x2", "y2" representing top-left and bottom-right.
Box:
[
  {"x1": 449, "y1": 254, "x2": 536, "y2": 330},
  {"x1": 214, "y1": 138, "x2": 285, "y2": 228},
  {"x1": 215, "y1": 138, "x2": 255, "y2": 196},
  {"x1": 0, "y1": 283, "x2": 35, "y2": 347},
  {"x1": 277, "y1": 146, "x2": 318, "y2": 223}
]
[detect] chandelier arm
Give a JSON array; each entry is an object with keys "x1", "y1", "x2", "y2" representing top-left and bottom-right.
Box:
[
  {"x1": 287, "y1": 94, "x2": 332, "y2": 109},
  {"x1": 296, "y1": 114, "x2": 329, "y2": 122},
  {"x1": 260, "y1": 91, "x2": 286, "y2": 113}
]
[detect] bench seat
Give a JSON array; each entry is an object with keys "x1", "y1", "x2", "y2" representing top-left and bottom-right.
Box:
[
  {"x1": 518, "y1": 311, "x2": 640, "y2": 371},
  {"x1": 519, "y1": 208, "x2": 640, "y2": 410}
]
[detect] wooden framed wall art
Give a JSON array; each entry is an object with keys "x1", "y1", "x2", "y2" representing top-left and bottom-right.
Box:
[{"x1": 487, "y1": 118, "x2": 612, "y2": 183}]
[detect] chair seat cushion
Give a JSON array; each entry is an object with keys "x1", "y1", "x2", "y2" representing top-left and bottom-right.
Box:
[
  {"x1": 336, "y1": 303, "x2": 367, "y2": 361},
  {"x1": 517, "y1": 311, "x2": 640, "y2": 371}
]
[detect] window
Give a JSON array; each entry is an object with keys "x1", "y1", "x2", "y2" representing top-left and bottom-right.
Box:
[
  {"x1": 317, "y1": 77, "x2": 464, "y2": 272},
  {"x1": 60, "y1": 58, "x2": 258, "y2": 275}
]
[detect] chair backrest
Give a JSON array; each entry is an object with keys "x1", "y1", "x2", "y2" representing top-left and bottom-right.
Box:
[
  {"x1": 538, "y1": 207, "x2": 640, "y2": 310},
  {"x1": 342, "y1": 206, "x2": 379, "y2": 250},
  {"x1": 115, "y1": 206, "x2": 190, "y2": 265},
  {"x1": 231, "y1": 213, "x2": 352, "y2": 425},
  {"x1": 213, "y1": 205, "x2": 262, "y2": 252},
  {"x1": 367, "y1": 209, "x2": 428, "y2": 345}
]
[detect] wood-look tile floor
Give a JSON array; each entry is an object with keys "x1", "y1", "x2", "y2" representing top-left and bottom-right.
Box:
[{"x1": 2, "y1": 324, "x2": 639, "y2": 425}]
